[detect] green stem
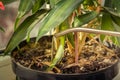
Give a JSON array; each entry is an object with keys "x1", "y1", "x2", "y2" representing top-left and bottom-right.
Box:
[{"x1": 47, "y1": 36, "x2": 65, "y2": 71}]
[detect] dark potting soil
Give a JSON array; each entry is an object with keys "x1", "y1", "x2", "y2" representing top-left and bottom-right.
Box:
[{"x1": 13, "y1": 37, "x2": 118, "y2": 74}]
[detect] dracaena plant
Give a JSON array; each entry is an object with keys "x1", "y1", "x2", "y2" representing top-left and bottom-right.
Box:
[{"x1": 4, "y1": 0, "x2": 120, "y2": 70}]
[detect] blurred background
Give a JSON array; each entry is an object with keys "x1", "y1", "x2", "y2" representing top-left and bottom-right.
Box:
[
  {"x1": 0, "y1": 1, "x2": 19, "y2": 80},
  {"x1": 0, "y1": 1, "x2": 18, "y2": 48}
]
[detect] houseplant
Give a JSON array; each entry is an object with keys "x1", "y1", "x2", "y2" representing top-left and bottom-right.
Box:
[{"x1": 4, "y1": 0, "x2": 120, "y2": 80}]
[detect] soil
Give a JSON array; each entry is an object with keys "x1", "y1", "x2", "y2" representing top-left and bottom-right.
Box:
[{"x1": 12, "y1": 36, "x2": 119, "y2": 74}]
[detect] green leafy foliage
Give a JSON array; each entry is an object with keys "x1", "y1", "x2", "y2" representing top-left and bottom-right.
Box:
[
  {"x1": 4, "y1": 9, "x2": 48, "y2": 55},
  {"x1": 83, "y1": 0, "x2": 96, "y2": 6},
  {"x1": 14, "y1": 0, "x2": 34, "y2": 29},
  {"x1": 74, "y1": 11, "x2": 98, "y2": 27},
  {"x1": 0, "y1": 27, "x2": 4, "y2": 32},
  {"x1": 36, "y1": 0, "x2": 83, "y2": 42},
  {"x1": 104, "y1": 7, "x2": 120, "y2": 17},
  {"x1": 67, "y1": 33, "x2": 74, "y2": 47},
  {"x1": 50, "y1": 0, "x2": 61, "y2": 8},
  {"x1": 17, "y1": 0, "x2": 33, "y2": 18},
  {"x1": 32, "y1": 0, "x2": 46, "y2": 14},
  {"x1": 112, "y1": 0, "x2": 120, "y2": 14},
  {"x1": 111, "y1": 15, "x2": 120, "y2": 27},
  {"x1": 101, "y1": 7, "x2": 120, "y2": 46},
  {"x1": 48, "y1": 36, "x2": 65, "y2": 70},
  {"x1": 4, "y1": 0, "x2": 120, "y2": 67},
  {"x1": 113, "y1": 17, "x2": 120, "y2": 46},
  {"x1": 48, "y1": 20, "x2": 68, "y2": 70},
  {"x1": 100, "y1": 12, "x2": 114, "y2": 41},
  {"x1": 101, "y1": 13, "x2": 114, "y2": 30},
  {"x1": 104, "y1": 0, "x2": 112, "y2": 7}
]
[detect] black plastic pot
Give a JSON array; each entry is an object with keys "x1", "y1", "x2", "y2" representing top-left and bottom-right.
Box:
[
  {"x1": 12, "y1": 59, "x2": 119, "y2": 80},
  {"x1": 11, "y1": 36, "x2": 119, "y2": 80}
]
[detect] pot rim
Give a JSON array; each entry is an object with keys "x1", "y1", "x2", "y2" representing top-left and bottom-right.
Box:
[{"x1": 12, "y1": 57, "x2": 119, "y2": 76}]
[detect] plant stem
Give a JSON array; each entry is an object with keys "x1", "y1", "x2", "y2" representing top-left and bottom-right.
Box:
[
  {"x1": 74, "y1": 32, "x2": 79, "y2": 64},
  {"x1": 96, "y1": 0, "x2": 102, "y2": 13}
]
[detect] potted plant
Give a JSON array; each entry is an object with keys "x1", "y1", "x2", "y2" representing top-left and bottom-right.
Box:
[{"x1": 4, "y1": 0, "x2": 120, "y2": 80}]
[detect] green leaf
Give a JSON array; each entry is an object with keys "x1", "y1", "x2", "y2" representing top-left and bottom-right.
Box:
[
  {"x1": 48, "y1": 36, "x2": 65, "y2": 70},
  {"x1": 4, "y1": 9, "x2": 48, "y2": 55},
  {"x1": 74, "y1": 11, "x2": 98, "y2": 27},
  {"x1": 50, "y1": 0, "x2": 55, "y2": 8},
  {"x1": 17, "y1": 0, "x2": 34, "y2": 18},
  {"x1": 100, "y1": 12, "x2": 120, "y2": 45},
  {"x1": 0, "y1": 27, "x2": 4, "y2": 32},
  {"x1": 104, "y1": 8, "x2": 120, "y2": 46},
  {"x1": 14, "y1": 0, "x2": 34, "y2": 29},
  {"x1": 47, "y1": 20, "x2": 68, "y2": 70},
  {"x1": 36, "y1": 0, "x2": 83, "y2": 42},
  {"x1": 111, "y1": 15, "x2": 120, "y2": 27},
  {"x1": 32, "y1": 0, "x2": 45, "y2": 14},
  {"x1": 115, "y1": 37, "x2": 120, "y2": 46},
  {"x1": 104, "y1": 7, "x2": 120, "y2": 17},
  {"x1": 67, "y1": 33, "x2": 74, "y2": 47},
  {"x1": 112, "y1": 21, "x2": 120, "y2": 46},
  {"x1": 50, "y1": 0, "x2": 61, "y2": 8},
  {"x1": 112, "y1": 0, "x2": 120, "y2": 14},
  {"x1": 101, "y1": 13, "x2": 114, "y2": 30},
  {"x1": 104, "y1": 0, "x2": 112, "y2": 7},
  {"x1": 83, "y1": 0, "x2": 95, "y2": 6},
  {"x1": 100, "y1": 12, "x2": 114, "y2": 41}
]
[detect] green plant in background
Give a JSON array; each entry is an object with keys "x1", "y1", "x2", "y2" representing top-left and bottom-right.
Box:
[
  {"x1": 0, "y1": 26, "x2": 4, "y2": 32},
  {"x1": 4, "y1": 0, "x2": 120, "y2": 71}
]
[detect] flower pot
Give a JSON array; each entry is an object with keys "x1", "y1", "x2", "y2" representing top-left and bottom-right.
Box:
[
  {"x1": 11, "y1": 36, "x2": 119, "y2": 80},
  {"x1": 0, "y1": 49, "x2": 15, "y2": 80},
  {"x1": 12, "y1": 58, "x2": 119, "y2": 80}
]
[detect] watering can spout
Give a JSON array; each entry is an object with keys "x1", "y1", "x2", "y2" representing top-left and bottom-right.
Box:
[{"x1": 54, "y1": 27, "x2": 120, "y2": 37}]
